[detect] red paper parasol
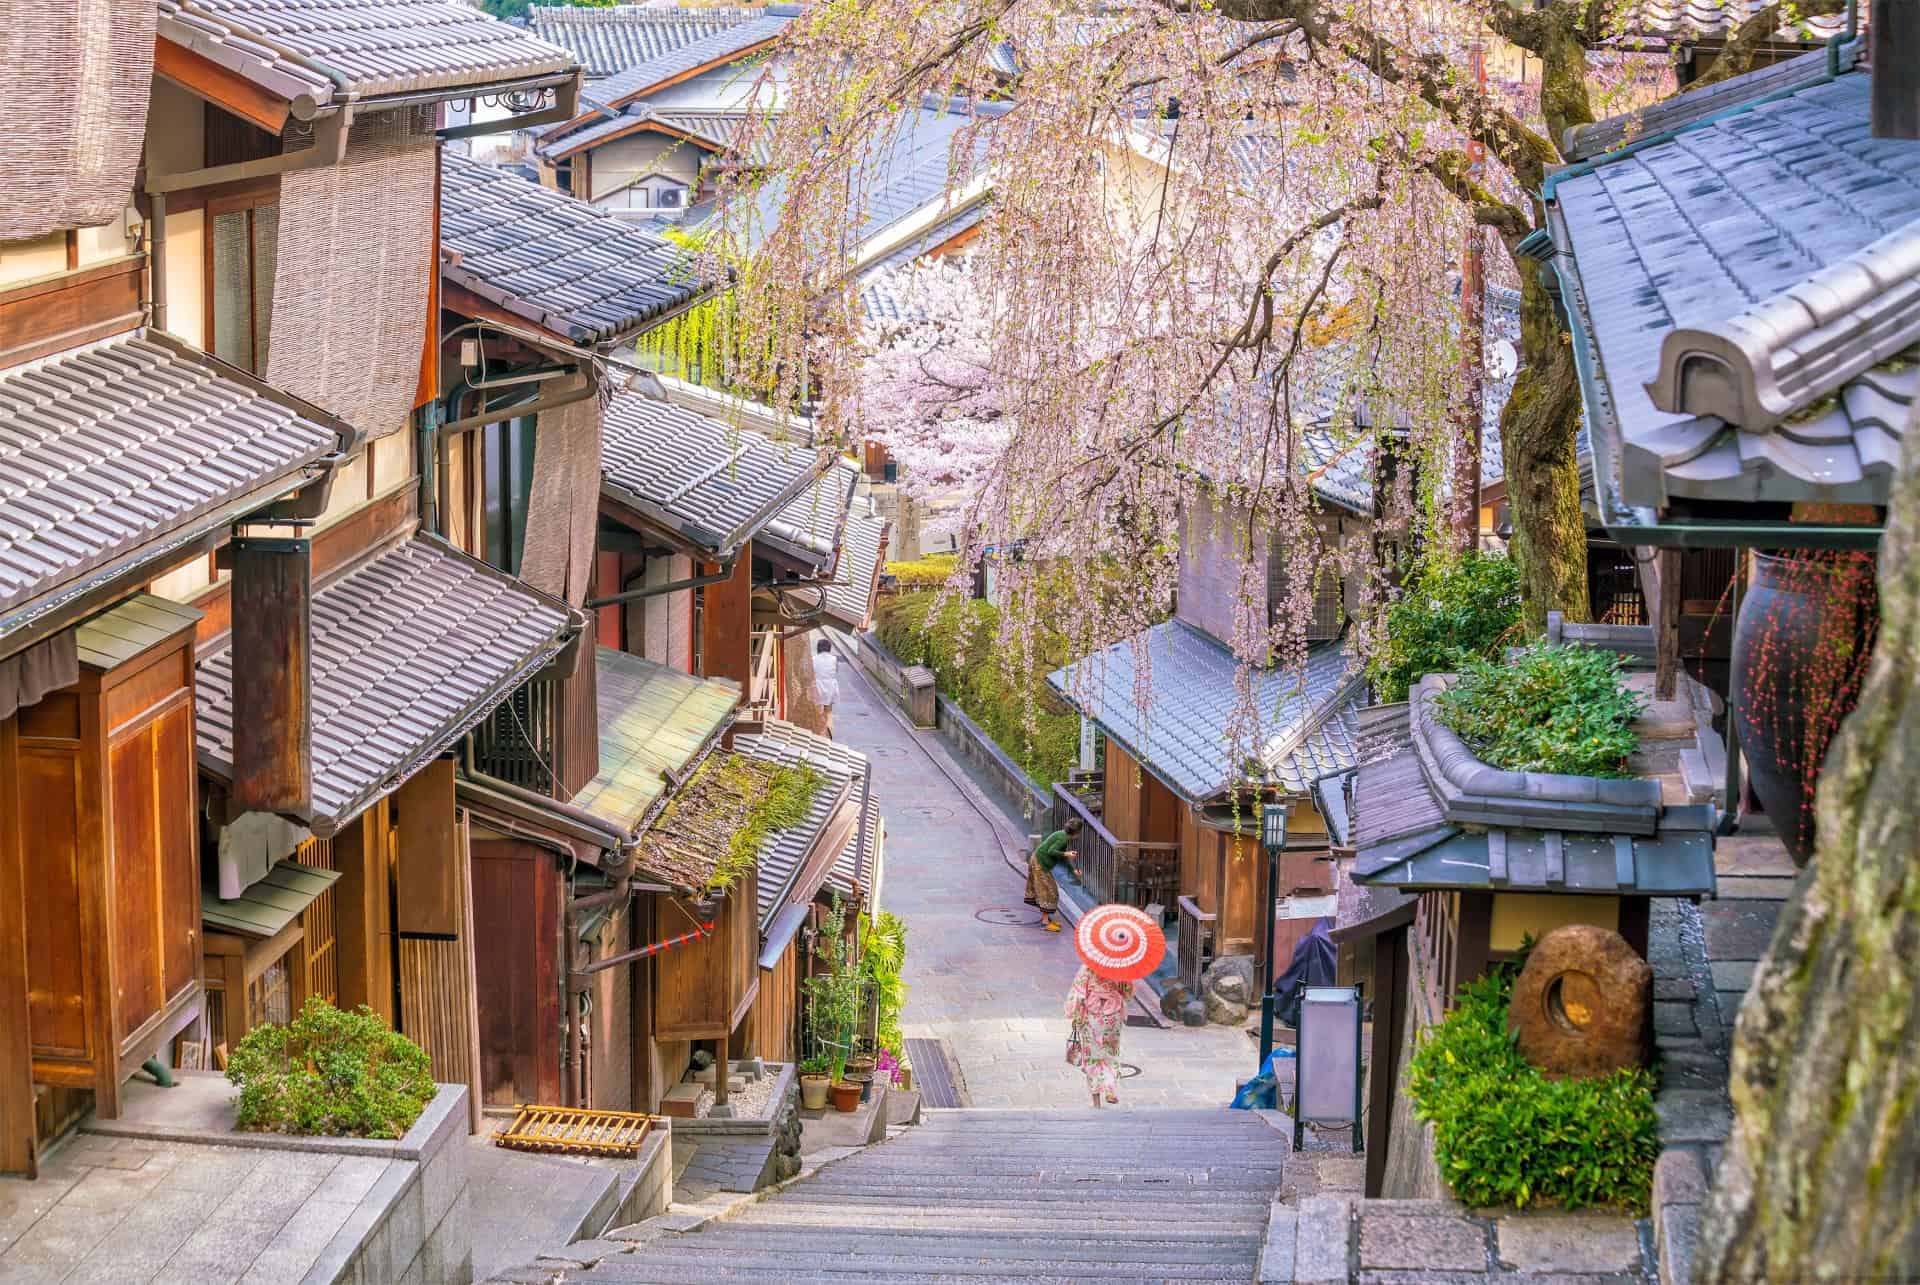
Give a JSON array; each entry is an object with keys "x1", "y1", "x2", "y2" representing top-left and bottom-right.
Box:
[{"x1": 1076, "y1": 904, "x2": 1166, "y2": 983}]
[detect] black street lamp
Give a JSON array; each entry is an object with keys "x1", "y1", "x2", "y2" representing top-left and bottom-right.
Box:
[{"x1": 1259, "y1": 801, "x2": 1288, "y2": 1071}]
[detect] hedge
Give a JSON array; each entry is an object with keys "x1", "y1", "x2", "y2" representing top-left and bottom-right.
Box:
[
  {"x1": 875, "y1": 592, "x2": 1079, "y2": 785},
  {"x1": 1405, "y1": 958, "x2": 1658, "y2": 1212}
]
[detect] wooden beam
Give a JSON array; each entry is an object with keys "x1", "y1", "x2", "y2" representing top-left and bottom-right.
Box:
[
  {"x1": 1872, "y1": 0, "x2": 1920, "y2": 139},
  {"x1": 1654, "y1": 548, "x2": 1683, "y2": 702},
  {"x1": 154, "y1": 36, "x2": 293, "y2": 135},
  {"x1": 229, "y1": 537, "x2": 313, "y2": 815},
  {"x1": 0, "y1": 255, "x2": 144, "y2": 374}
]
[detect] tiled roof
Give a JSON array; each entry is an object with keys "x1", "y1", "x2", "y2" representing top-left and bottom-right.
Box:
[
  {"x1": 590, "y1": 12, "x2": 790, "y2": 102},
  {"x1": 1604, "y1": 0, "x2": 1848, "y2": 44},
  {"x1": 439, "y1": 151, "x2": 706, "y2": 344},
  {"x1": 197, "y1": 535, "x2": 578, "y2": 836},
  {"x1": 601, "y1": 392, "x2": 830, "y2": 556},
  {"x1": 732, "y1": 720, "x2": 870, "y2": 924},
  {"x1": 761, "y1": 459, "x2": 856, "y2": 571},
  {"x1": 1547, "y1": 67, "x2": 1920, "y2": 525},
  {"x1": 1047, "y1": 620, "x2": 1365, "y2": 801},
  {"x1": 1563, "y1": 44, "x2": 1850, "y2": 161},
  {"x1": 1348, "y1": 687, "x2": 1716, "y2": 897},
  {"x1": 157, "y1": 0, "x2": 573, "y2": 108},
  {"x1": 822, "y1": 494, "x2": 890, "y2": 632},
  {"x1": 527, "y1": 5, "x2": 766, "y2": 79},
  {"x1": 857, "y1": 202, "x2": 991, "y2": 323},
  {"x1": 656, "y1": 111, "x2": 777, "y2": 166},
  {"x1": 573, "y1": 647, "x2": 740, "y2": 840},
  {"x1": 0, "y1": 331, "x2": 349, "y2": 653}
]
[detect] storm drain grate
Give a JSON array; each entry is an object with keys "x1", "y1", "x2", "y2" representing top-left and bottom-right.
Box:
[{"x1": 905, "y1": 1038, "x2": 965, "y2": 1108}]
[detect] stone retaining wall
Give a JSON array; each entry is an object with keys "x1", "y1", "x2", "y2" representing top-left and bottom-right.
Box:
[
  {"x1": 1263, "y1": 1197, "x2": 1654, "y2": 1283},
  {"x1": 855, "y1": 630, "x2": 1052, "y2": 823}
]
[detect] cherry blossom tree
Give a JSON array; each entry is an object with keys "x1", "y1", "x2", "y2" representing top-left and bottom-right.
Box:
[{"x1": 856, "y1": 259, "x2": 1007, "y2": 500}]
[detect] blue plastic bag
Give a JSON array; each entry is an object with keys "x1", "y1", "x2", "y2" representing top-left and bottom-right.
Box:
[{"x1": 1228, "y1": 1047, "x2": 1296, "y2": 1110}]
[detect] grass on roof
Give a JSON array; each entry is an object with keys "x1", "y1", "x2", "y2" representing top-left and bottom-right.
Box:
[{"x1": 639, "y1": 754, "x2": 824, "y2": 893}]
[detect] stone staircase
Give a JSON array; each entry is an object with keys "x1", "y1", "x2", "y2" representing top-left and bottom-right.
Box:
[{"x1": 529, "y1": 1107, "x2": 1287, "y2": 1282}]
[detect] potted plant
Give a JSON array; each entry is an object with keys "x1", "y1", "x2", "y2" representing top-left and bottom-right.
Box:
[
  {"x1": 828, "y1": 1078, "x2": 863, "y2": 1112},
  {"x1": 803, "y1": 895, "x2": 864, "y2": 1105},
  {"x1": 798, "y1": 1055, "x2": 832, "y2": 1111}
]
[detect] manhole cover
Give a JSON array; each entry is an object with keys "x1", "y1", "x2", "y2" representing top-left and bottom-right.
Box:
[
  {"x1": 1118, "y1": 1063, "x2": 1142, "y2": 1079},
  {"x1": 974, "y1": 906, "x2": 1043, "y2": 926},
  {"x1": 903, "y1": 804, "x2": 955, "y2": 820}
]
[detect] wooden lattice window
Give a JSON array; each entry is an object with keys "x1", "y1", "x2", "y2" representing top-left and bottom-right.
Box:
[
  {"x1": 206, "y1": 191, "x2": 279, "y2": 374},
  {"x1": 249, "y1": 954, "x2": 293, "y2": 1030},
  {"x1": 297, "y1": 836, "x2": 339, "y2": 1008},
  {"x1": 1268, "y1": 532, "x2": 1346, "y2": 643}
]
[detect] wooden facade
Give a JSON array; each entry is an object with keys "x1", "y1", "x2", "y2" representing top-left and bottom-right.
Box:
[{"x1": 0, "y1": 602, "x2": 205, "y2": 1175}]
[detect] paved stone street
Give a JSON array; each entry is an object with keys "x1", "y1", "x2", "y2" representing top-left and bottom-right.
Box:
[{"x1": 832, "y1": 638, "x2": 1256, "y2": 1110}]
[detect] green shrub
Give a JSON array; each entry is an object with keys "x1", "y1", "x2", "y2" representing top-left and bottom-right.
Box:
[
  {"x1": 1371, "y1": 552, "x2": 1524, "y2": 703},
  {"x1": 884, "y1": 554, "x2": 960, "y2": 592},
  {"x1": 226, "y1": 998, "x2": 436, "y2": 1139},
  {"x1": 874, "y1": 591, "x2": 1079, "y2": 785},
  {"x1": 1406, "y1": 961, "x2": 1658, "y2": 1212},
  {"x1": 1433, "y1": 641, "x2": 1643, "y2": 777},
  {"x1": 860, "y1": 910, "x2": 909, "y2": 1055}
]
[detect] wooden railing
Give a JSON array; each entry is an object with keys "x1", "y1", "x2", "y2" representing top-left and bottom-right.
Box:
[
  {"x1": 1048, "y1": 781, "x2": 1182, "y2": 909},
  {"x1": 746, "y1": 629, "x2": 780, "y2": 720},
  {"x1": 1177, "y1": 896, "x2": 1217, "y2": 993}
]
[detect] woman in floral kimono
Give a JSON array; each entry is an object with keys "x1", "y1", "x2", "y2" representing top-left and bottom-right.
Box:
[{"x1": 1064, "y1": 964, "x2": 1132, "y2": 1106}]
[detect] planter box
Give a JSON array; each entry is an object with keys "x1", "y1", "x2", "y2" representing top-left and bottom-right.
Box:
[{"x1": 85, "y1": 1074, "x2": 473, "y2": 1284}]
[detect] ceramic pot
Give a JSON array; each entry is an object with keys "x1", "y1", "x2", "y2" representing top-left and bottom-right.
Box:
[
  {"x1": 1730, "y1": 552, "x2": 1876, "y2": 865},
  {"x1": 799, "y1": 1074, "x2": 830, "y2": 1111},
  {"x1": 829, "y1": 1080, "x2": 862, "y2": 1113}
]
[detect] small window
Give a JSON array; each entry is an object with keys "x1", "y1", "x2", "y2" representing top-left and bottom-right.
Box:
[
  {"x1": 207, "y1": 193, "x2": 278, "y2": 374},
  {"x1": 481, "y1": 413, "x2": 538, "y2": 576}
]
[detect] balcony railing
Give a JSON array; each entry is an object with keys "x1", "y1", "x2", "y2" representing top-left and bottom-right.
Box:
[
  {"x1": 472, "y1": 675, "x2": 558, "y2": 794},
  {"x1": 1048, "y1": 779, "x2": 1180, "y2": 909},
  {"x1": 747, "y1": 629, "x2": 780, "y2": 721}
]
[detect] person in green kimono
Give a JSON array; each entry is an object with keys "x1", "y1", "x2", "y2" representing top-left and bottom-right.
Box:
[{"x1": 1024, "y1": 818, "x2": 1082, "y2": 933}]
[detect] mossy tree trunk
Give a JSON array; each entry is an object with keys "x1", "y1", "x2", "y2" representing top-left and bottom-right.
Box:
[
  {"x1": 1699, "y1": 417, "x2": 1920, "y2": 1279},
  {"x1": 1499, "y1": 266, "x2": 1591, "y2": 630}
]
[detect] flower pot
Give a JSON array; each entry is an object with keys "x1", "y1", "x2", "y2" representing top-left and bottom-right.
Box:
[
  {"x1": 799, "y1": 1074, "x2": 830, "y2": 1111},
  {"x1": 1731, "y1": 551, "x2": 1879, "y2": 865},
  {"x1": 846, "y1": 1054, "x2": 875, "y2": 1078},
  {"x1": 829, "y1": 1080, "x2": 862, "y2": 1113}
]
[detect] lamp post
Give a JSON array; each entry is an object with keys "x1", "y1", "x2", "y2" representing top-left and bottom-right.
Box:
[{"x1": 1259, "y1": 801, "x2": 1288, "y2": 1071}]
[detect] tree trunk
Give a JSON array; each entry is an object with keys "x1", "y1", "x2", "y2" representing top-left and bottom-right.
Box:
[
  {"x1": 1699, "y1": 414, "x2": 1920, "y2": 1280},
  {"x1": 1500, "y1": 267, "x2": 1590, "y2": 629}
]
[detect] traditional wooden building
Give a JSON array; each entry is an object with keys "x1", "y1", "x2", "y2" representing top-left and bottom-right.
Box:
[
  {"x1": 526, "y1": 8, "x2": 800, "y2": 215},
  {"x1": 2, "y1": 0, "x2": 580, "y2": 1174}
]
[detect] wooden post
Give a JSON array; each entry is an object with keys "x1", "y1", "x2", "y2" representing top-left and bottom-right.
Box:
[
  {"x1": 0, "y1": 715, "x2": 37, "y2": 1178},
  {"x1": 1873, "y1": 0, "x2": 1920, "y2": 139},
  {"x1": 230, "y1": 536, "x2": 312, "y2": 815},
  {"x1": 1655, "y1": 548, "x2": 1683, "y2": 702},
  {"x1": 713, "y1": 1028, "x2": 729, "y2": 1110},
  {"x1": 333, "y1": 802, "x2": 395, "y2": 1024},
  {"x1": 698, "y1": 548, "x2": 755, "y2": 698}
]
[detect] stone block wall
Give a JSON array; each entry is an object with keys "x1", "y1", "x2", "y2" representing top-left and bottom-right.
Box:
[{"x1": 308, "y1": 1084, "x2": 473, "y2": 1285}]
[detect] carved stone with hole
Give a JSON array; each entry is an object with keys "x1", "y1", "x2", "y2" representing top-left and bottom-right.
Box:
[{"x1": 1507, "y1": 923, "x2": 1652, "y2": 1079}]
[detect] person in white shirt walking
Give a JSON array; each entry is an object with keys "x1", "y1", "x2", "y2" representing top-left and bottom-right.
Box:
[{"x1": 813, "y1": 637, "x2": 839, "y2": 737}]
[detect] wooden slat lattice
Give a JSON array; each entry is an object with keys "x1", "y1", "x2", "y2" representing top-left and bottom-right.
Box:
[{"x1": 493, "y1": 1105, "x2": 657, "y2": 1158}]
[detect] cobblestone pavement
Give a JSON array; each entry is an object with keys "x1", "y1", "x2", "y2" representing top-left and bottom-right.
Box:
[{"x1": 833, "y1": 639, "x2": 1257, "y2": 1110}]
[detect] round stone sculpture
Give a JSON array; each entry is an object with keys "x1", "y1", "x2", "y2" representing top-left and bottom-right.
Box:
[{"x1": 1507, "y1": 923, "x2": 1652, "y2": 1079}]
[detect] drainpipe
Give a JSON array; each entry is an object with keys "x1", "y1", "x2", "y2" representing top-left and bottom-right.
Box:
[
  {"x1": 148, "y1": 192, "x2": 168, "y2": 332},
  {"x1": 417, "y1": 399, "x2": 441, "y2": 536},
  {"x1": 583, "y1": 551, "x2": 739, "y2": 609}
]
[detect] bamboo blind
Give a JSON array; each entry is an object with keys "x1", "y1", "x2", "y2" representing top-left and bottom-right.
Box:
[
  {"x1": 0, "y1": 0, "x2": 155, "y2": 240},
  {"x1": 265, "y1": 112, "x2": 435, "y2": 439},
  {"x1": 400, "y1": 938, "x2": 474, "y2": 1088},
  {"x1": 517, "y1": 398, "x2": 603, "y2": 606}
]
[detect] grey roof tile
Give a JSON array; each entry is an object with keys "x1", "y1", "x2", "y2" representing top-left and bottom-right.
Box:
[
  {"x1": 528, "y1": 5, "x2": 768, "y2": 79},
  {"x1": 158, "y1": 0, "x2": 573, "y2": 106},
  {"x1": 440, "y1": 151, "x2": 706, "y2": 344},
  {"x1": 1605, "y1": 0, "x2": 1847, "y2": 44},
  {"x1": 1549, "y1": 66, "x2": 1920, "y2": 522},
  {"x1": 732, "y1": 719, "x2": 872, "y2": 922},
  {"x1": 1047, "y1": 620, "x2": 1365, "y2": 801},
  {"x1": 822, "y1": 494, "x2": 890, "y2": 632},
  {"x1": 601, "y1": 392, "x2": 830, "y2": 555},
  {"x1": 574, "y1": 647, "x2": 739, "y2": 839},
  {"x1": 197, "y1": 535, "x2": 578, "y2": 836},
  {"x1": 0, "y1": 331, "x2": 345, "y2": 648},
  {"x1": 761, "y1": 459, "x2": 856, "y2": 571},
  {"x1": 1564, "y1": 44, "x2": 1851, "y2": 160}
]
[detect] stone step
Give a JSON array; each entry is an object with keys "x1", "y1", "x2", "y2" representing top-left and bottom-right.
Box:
[
  {"x1": 677, "y1": 1226, "x2": 1261, "y2": 1264},
  {"x1": 729, "y1": 1207, "x2": 1270, "y2": 1237},
  {"x1": 577, "y1": 1244, "x2": 1257, "y2": 1279}
]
